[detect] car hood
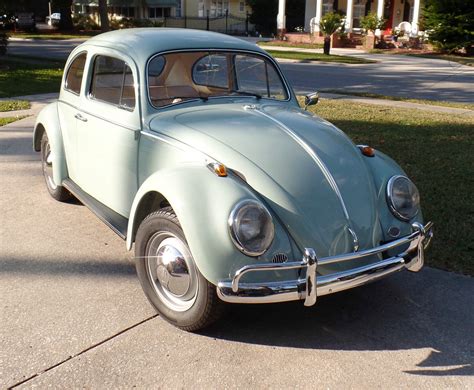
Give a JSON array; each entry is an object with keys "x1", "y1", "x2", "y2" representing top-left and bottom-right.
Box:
[{"x1": 149, "y1": 102, "x2": 383, "y2": 261}]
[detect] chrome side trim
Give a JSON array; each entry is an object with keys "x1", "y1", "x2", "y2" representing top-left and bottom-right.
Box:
[
  {"x1": 254, "y1": 109, "x2": 351, "y2": 221},
  {"x1": 217, "y1": 221, "x2": 433, "y2": 305}
]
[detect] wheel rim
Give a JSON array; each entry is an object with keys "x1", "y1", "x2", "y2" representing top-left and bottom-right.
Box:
[
  {"x1": 42, "y1": 141, "x2": 57, "y2": 190},
  {"x1": 145, "y1": 232, "x2": 199, "y2": 312}
]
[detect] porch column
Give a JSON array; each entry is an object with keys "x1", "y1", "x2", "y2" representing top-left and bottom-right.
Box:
[
  {"x1": 375, "y1": 0, "x2": 385, "y2": 37},
  {"x1": 345, "y1": 0, "x2": 354, "y2": 33},
  {"x1": 411, "y1": 0, "x2": 421, "y2": 36},
  {"x1": 313, "y1": 0, "x2": 323, "y2": 33},
  {"x1": 277, "y1": 0, "x2": 286, "y2": 35}
]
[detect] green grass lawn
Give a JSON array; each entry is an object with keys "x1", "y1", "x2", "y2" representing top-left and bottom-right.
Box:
[
  {"x1": 308, "y1": 99, "x2": 474, "y2": 276},
  {"x1": 267, "y1": 50, "x2": 377, "y2": 64},
  {"x1": 0, "y1": 116, "x2": 28, "y2": 126},
  {"x1": 11, "y1": 32, "x2": 94, "y2": 40},
  {"x1": 320, "y1": 89, "x2": 474, "y2": 110},
  {"x1": 0, "y1": 57, "x2": 64, "y2": 98},
  {"x1": 0, "y1": 99, "x2": 31, "y2": 112},
  {"x1": 258, "y1": 41, "x2": 324, "y2": 49}
]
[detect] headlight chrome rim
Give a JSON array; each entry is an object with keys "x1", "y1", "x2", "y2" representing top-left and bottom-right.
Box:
[
  {"x1": 386, "y1": 175, "x2": 420, "y2": 221},
  {"x1": 228, "y1": 199, "x2": 275, "y2": 257}
]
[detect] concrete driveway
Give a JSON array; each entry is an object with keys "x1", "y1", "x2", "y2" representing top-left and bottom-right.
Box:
[
  {"x1": 1, "y1": 108, "x2": 473, "y2": 388},
  {"x1": 8, "y1": 38, "x2": 474, "y2": 103}
]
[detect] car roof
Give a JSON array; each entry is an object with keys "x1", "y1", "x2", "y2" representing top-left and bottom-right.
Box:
[{"x1": 83, "y1": 28, "x2": 266, "y2": 67}]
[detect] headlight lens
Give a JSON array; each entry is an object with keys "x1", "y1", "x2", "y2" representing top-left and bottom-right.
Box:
[
  {"x1": 387, "y1": 175, "x2": 420, "y2": 221},
  {"x1": 228, "y1": 200, "x2": 275, "y2": 256}
]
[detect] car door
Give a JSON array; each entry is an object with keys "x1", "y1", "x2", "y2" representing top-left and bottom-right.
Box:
[
  {"x1": 57, "y1": 51, "x2": 88, "y2": 182},
  {"x1": 74, "y1": 50, "x2": 140, "y2": 218}
]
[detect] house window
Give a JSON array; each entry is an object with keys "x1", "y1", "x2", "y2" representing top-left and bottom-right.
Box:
[
  {"x1": 353, "y1": 0, "x2": 367, "y2": 29},
  {"x1": 198, "y1": 0, "x2": 205, "y2": 17},
  {"x1": 210, "y1": 1, "x2": 229, "y2": 17},
  {"x1": 149, "y1": 7, "x2": 171, "y2": 18},
  {"x1": 322, "y1": 0, "x2": 333, "y2": 16},
  {"x1": 239, "y1": 2, "x2": 245, "y2": 12},
  {"x1": 109, "y1": 7, "x2": 135, "y2": 18},
  {"x1": 176, "y1": 1, "x2": 182, "y2": 17}
]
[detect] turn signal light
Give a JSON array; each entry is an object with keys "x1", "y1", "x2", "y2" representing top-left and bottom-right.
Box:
[
  {"x1": 208, "y1": 162, "x2": 228, "y2": 177},
  {"x1": 358, "y1": 145, "x2": 375, "y2": 157}
]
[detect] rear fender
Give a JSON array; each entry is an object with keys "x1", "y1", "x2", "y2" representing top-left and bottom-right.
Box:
[{"x1": 33, "y1": 102, "x2": 68, "y2": 185}]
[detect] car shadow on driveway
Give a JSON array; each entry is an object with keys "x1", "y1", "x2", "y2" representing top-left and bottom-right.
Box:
[{"x1": 201, "y1": 268, "x2": 473, "y2": 377}]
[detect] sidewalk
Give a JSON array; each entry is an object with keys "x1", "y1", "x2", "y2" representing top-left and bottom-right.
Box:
[{"x1": 1, "y1": 92, "x2": 472, "y2": 119}]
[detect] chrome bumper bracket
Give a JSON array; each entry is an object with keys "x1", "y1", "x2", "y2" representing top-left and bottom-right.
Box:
[{"x1": 217, "y1": 221, "x2": 433, "y2": 306}]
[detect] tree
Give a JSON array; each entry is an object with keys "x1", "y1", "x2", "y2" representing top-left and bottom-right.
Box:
[
  {"x1": 318, "y1": 12, "x2": 345, "y2": 55},
  {"x1": 0, "y1": 32, "x2": 9, "y2": 57},
  {"x1": 98, "y1": 0, "x2": 110, "y2": 32},
  {"x1": 247, "y1": 0, "x2": 277, "y2": 35},
  {"x1": 424, "y1": 0, "x2": 474, "y2": 54},
  {"x1": 52, "y1": 0, "x2": 73, "y2": 30}
]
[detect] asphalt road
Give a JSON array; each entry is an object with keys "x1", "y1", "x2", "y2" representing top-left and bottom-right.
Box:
[
  {"x1": 8, "y1": 38, "x2": 474, "y2": 103},
  {"x1": 1, "y1": 110, "x2": 473, "y2": 388}
]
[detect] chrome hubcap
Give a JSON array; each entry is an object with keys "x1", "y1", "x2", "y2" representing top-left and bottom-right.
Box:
[
  {"x1": 145, "y1": 232, "x2": 198, "y2": 312},
  {"x1": 42, "y1": 142, "x2": 57, "y2": 190}
]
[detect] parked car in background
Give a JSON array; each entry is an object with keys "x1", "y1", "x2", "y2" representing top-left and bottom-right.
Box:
[
  {"x1": 15, "y1": 12, "x2": 35, "y2": 31},
  {"x1": 46, "y1": 13, "x2": 60, "y2": 26},
  {"x1": 33, "y1": 28, "x2": 433, "y2": 331}
]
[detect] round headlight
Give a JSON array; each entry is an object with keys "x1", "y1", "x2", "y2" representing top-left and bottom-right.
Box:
[
  {"x1": 228, "y1": 200, "x2": 275, "y2": 257},
  {"x1": 387, "y1": 175, "x2": 420, "y2": 221}
]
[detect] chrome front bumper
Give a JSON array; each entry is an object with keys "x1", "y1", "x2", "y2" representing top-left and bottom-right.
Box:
[{"x1": 217, "y1": 222, "x2": 433, "y2": 306}]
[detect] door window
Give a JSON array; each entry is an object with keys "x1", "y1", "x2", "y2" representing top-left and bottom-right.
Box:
[
  {"x1": 64, "y1": 52, "x2": 87, "y2": 95},
  {"x1": 90, "y1": 55, "x2": 136, "y2": 110}
]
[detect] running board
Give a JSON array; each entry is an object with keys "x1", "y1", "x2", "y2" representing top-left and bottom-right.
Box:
[{"x1": 62, "y1": 179, "x2": 128, "y2": 240}]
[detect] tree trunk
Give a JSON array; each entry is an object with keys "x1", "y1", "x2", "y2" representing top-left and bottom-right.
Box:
[
  {"x1": 323, "y1": 36, "x2": 331, "y2": 55},
  {"x1": 54, "y1": 0, "x2": 73, "y2": 31},
  {"x1": 98, "y1": 0, "x2": 110, "y2": 32}
]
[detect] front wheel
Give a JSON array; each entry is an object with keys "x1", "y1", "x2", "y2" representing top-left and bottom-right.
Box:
[{"x1": 135, "y1": 207, "x2": 223, "y2": 331}]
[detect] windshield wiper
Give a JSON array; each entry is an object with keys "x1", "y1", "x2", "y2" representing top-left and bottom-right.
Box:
[{"x1": 229, "y1": 90, "x2": 262, "y2": 99}]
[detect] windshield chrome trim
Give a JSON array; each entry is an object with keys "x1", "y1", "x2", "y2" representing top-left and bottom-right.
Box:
[{"x1": 145, "y1": 48, "x2": 293, "y2": 111}]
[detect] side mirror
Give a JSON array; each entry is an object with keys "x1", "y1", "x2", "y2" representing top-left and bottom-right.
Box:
[{"x1": 304, "y1": 92, "x2": 319, "y2": 110}]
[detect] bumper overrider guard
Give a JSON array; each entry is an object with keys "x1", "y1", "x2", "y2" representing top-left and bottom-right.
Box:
[{"x1": 217, "y1": 222, "x2": 433, "y2": 306}]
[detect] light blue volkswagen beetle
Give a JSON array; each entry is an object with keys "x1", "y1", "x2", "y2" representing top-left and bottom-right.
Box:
[{"x1": 34, "y1": 28, "x2": 433, "y2": 331}]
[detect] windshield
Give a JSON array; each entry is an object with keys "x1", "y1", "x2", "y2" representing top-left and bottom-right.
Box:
[{"x1": 148, "y1": 51, "x2": 289, "y2": 108}]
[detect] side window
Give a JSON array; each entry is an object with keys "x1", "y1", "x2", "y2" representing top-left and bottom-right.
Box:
[
  {"x1": 193, "y1": 53, "x2": 229, "y2": 89},
  {"x1": 90, "y1": 55, "x2": 136, "y2": 110},
  {"x1": 64, "y1": 52, "x2": 87, "y2": 95}
]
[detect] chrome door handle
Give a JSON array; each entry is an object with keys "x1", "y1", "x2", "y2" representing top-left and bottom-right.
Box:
[{"x1": 75, "y1": 113, "x2": 88, "y2": 122}]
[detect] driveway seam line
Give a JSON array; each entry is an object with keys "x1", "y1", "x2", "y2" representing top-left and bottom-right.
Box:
[{"x1": 7, "y1": 314, "x2": 159, "y2": 389}]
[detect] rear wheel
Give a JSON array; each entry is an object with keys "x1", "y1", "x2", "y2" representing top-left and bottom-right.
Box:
[
  {"x1": 135, "y1": 207, "x2": 223, "y2": 331},
  {"x1": 40, "y1": 133, "x2": 71, "y2": 202}
]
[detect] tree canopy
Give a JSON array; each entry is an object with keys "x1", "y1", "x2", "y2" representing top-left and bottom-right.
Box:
[{"x1": 424, "y1": 0, "x2": 474, "y2": 53}]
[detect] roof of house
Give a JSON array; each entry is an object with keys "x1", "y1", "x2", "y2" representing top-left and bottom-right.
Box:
[{"x1": 81, "y1": 28, "x2": 265, "y2": 67}]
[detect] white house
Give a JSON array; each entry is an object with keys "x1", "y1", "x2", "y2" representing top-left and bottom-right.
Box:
[{"x1": 278, "y1": 0, "x2": 422, "y2": 36}]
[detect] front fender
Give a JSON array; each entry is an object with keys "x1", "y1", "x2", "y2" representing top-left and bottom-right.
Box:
[
  {"x1": 127, "y1": 164, "x2": 295, "y2": 285},
  {"x1": 33, "y1": 102, "x2": 68, "y2": 185},
  {"x1": 363, "y1": 150, "x2": 424, "y2": 240}
]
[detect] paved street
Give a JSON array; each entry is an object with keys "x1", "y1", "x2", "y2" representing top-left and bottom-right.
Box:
[
  {"x1": 1, "y1": 110, "x2": 473, "y2": 388},
  {"x1": 9, "y1": 38, "x2": 474, "y2": 103}
]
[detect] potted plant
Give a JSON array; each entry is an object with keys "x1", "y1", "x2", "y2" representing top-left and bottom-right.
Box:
[
  {"x1": 360, "y1": 12, "x2": 386, "y2": 49},
  {"x1": 318, "y1": 12, "x2": 345, "y2": 55}
]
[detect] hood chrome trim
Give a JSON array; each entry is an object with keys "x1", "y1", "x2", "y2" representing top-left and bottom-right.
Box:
[{"x1": 254, "y1": 109, "x2": 351, "y2": 221}]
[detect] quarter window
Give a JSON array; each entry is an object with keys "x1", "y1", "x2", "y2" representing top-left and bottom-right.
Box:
[
  {"x1": 64, "y1": 52, "x2": 87, "y2": 95},
  {"x1": 90, "y1": 55, "x2": 136, "y2": 110}
]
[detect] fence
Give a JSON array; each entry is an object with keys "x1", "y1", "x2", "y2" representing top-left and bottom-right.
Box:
[{"x1": 162, "y1": 12, "x2": 254, "y2": 35}]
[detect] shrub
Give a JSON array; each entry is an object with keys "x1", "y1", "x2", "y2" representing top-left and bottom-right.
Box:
[
  {"x1": 360, "y1": 12, "x2": 386, "y2": 34},
  {"x1": 72, "y1": 14, "x2": 99, "y2": 31}
]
